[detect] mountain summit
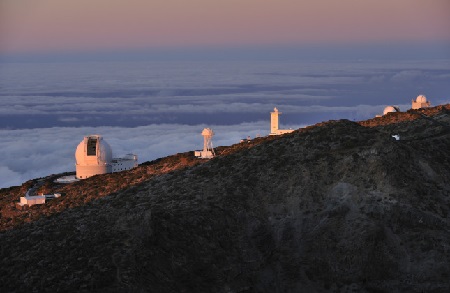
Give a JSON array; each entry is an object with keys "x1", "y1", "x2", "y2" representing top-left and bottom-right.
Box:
[{"x1": 1, "y1": 105, "x2": 450, "y2": 292}]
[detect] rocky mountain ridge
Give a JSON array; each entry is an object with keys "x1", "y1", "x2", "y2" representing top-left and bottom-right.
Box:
[{"x1": 0, "y1": 104, "x2": 449, "y2": 292}]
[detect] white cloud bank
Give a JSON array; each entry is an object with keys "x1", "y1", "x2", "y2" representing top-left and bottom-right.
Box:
[
  {"x1": 1, "y1": 60, "x2": 449, "y2": 118},
  {"x1": 1, "y1": 59, "x2": 449, "y2": 188},
  {"x1": 0, "y1": 121, "x2": 283, "y2": 189}
]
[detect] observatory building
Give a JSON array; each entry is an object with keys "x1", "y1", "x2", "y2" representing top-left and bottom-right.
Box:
[
  {"x1": 375, "y1": 105, "x2": 400, "y2": 117},
  {"x1": 75, "y1": 135, "x2": 138, "y2": 179},
  {"x1": 383, "y1": 106, "x2": 400, "y2": 116},
  {"x1": 412, "y1": 95, "x2": 431, "y2": 109},
  {"x1": 195, "y1": 128, "x2": 215, "y2": 159},
  {"x1": 270, "y1": 107, "x2": 294, "y2": 135}
]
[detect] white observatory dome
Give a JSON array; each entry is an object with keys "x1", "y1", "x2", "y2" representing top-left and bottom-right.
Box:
[
  {"x1": 75, "y1": 135, "x2": 112, "y2": 166},
  {"x1": 383, "y1": 106, "x2": 397, "y2": 116},
  {"x1": 416, "y1": 95, "x2": 427, "y2": 103},
  {"x1": 202, "y1": 128, "x2": 214, "y2": 136}
]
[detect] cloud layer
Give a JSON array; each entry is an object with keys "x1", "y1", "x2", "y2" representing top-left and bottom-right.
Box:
[
  {"x1": 0, "y1": 121, "x2": 278, "y2": 188},
  {"x1": 1, "y1": 60, "x2": 449, "y2": 126},
  {"x1": 0, "y1": 59, "x2": 449, "y2": 188}
]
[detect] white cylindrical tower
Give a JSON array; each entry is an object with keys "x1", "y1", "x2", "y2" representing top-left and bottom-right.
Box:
[
  {"x1": 75, "y1": 135, "x2": 112, "y2": 179},
  {"x1": 270, "y1": 107, "x2": 280, "y2": 134}
]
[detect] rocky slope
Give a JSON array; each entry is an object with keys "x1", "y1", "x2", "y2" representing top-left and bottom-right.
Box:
[{"x1": 0, "y1": 105, "x2": 449, "y2": 292}]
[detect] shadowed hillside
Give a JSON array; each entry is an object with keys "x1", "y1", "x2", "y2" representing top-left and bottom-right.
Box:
[{"x1": 0, "y1": 105, "x2": 449, "y2": 292}]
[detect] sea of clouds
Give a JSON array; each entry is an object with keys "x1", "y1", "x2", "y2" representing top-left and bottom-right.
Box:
[
  {"x1": 0, "y1": 122, "x2": 272, "y2": 188},
  {"x1": 0, "y1": 60, "x2": 449, "y2": 188}
]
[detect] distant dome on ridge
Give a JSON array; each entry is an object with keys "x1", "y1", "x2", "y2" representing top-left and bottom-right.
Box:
[
  {"x1": 412, "y1": 94, "x2": 431, "y2": 109},
  {"x1": 416, "y1": 95, "x2": 427, "y2": 103},
  {"x1": 383, "y1": 106, "x2": 398, "y2": 116}
]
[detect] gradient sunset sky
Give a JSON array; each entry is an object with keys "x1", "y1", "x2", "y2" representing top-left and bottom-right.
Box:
[{"x1": 1, "y1": 0, "x2": 449, "y2": 57}]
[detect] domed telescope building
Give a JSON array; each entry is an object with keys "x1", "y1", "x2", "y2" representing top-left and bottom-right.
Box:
[
  {"x1": 383, "y1": 105, "x2": 400, "y2": 116},
  {"x1": 412, "y1": 94, "x2": 431, "y2": 110},
  {"x1": 75, "y1": 135, "x2": 138, "y2": 179}
]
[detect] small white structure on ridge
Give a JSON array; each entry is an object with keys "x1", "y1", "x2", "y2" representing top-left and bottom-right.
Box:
[
  {"x1": 19, "y1": 195, "x2": 46, "y2": 207},
  {"x1": 112, "y1": 154, "x2": 139, "y2": 172},
  {"x1": 18, "y1": 193, "x2": 62, "y2": 207},
  {"x1": 195, "y1": 128, "x2": 215, "y2": 159},
  {"x1": 54, "y1": 175, "x2": 79, "y2": 184},
  {"x1": 75, "y1": 135, "x2": 138, "y2": 179},
  {"x1": 383, "y1": 106, "x2": 400, "y2": 116},
  {"x1": 270, "y1": 107, "x2": 294, "y2": 135},
  {"x1": 412, "y1": 94, "x2": 431, "y2": 109},
  {"x1": 376, "y1": 105, "x2": 400, "y2": 117}
]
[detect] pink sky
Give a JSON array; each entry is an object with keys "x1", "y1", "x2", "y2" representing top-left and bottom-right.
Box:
[{"x1": 1, "y1": 0, "x2": 449, "y2": 54}]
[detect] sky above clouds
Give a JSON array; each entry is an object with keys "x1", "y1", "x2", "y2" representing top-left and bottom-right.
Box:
[{"x1": 1, "y1": 0, "x2": 450, "y2": 55}]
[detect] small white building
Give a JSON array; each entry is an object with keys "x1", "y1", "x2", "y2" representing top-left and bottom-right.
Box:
[
  {"x1": 412, "y1": 95, "x2": 431, "y2": 110},
  {"x1": 112, "y1": 154, "x2": 139, "y2": 172},
  {"x1": 54, "y1": 175, "x2": 79, "y2": 184},
  {"x1": 19, "y1": 196, "x2": 46, "y2": 206},
  {"x1": 18, "y1": 194, "x2": 62, "y2": 207},
  {"x1": 270, "y1": 107, "x2": 294, "y2": 135}
]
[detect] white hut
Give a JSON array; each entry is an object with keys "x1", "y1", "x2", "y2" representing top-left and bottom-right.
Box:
[{"x1": 19, "y1": 196, "x2": 46, "y2": 206}]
